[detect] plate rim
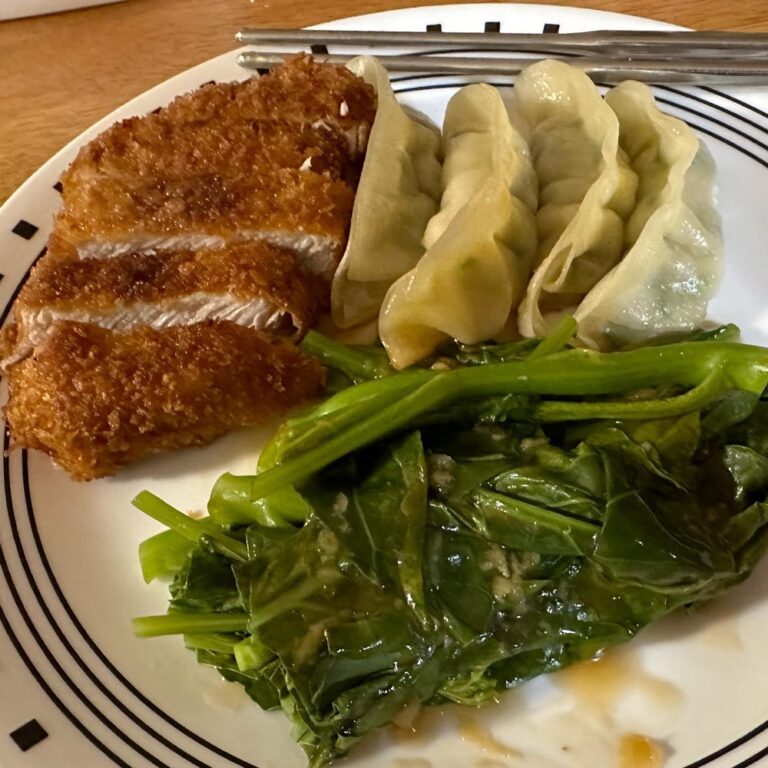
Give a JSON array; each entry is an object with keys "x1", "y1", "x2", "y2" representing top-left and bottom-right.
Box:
[{"x1": 1, "y1": 5, "x2": 767, "y2": 768}]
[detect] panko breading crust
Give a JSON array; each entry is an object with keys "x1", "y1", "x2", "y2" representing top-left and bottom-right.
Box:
[
  {"x1": 2, "y1": 238, "x2": 325, "y2": 367},
  {"x1": 160, "y1": 54, "x2": 376, "y2": 150},
  {"x1": 7, "y1": 321, "x2": 325, "y2": 481},
  {"x1": 2, "y1": 56, "x2": 377, "y2": 479},
  {"x1": 55, "y1": 56, "x2": 376, "y2": 267},
  {"x1": 55, "y1": 169, "x2": 357, "y2": 266},
  {"x1": 15, "y1": 238, "x2": 322, "y2": 326},
  {"x1": 56, "y1": 118, "x2": 357, "y2": 250}
]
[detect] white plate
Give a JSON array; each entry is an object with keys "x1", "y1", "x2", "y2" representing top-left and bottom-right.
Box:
[{"x1": 1, "y1": 4, "x2": 767, "y2": 768}]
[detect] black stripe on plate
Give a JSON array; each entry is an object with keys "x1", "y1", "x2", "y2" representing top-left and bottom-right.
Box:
[
  {"x1": 426, "y1": 23, "x2": 442, "y2": 32},
  {"x1": 484, "y1": 21, "x2": 500, "y2": 33},
  {"x1": 9, "y1": 450, "x2": 218, "y2": 768},
  {"x1": 543, "y1": 23, "x2": 560, "y2": 33},
  {"x1": 0, "y1": 445, "x2": 132, "y2": 768},
  {"x1": 690, "y1": 122, "x2": 768, "y2": 170},
  {"x1": 684, "y1": 719, "x2": 768, "y2": 768},
  {"x1": 731, "y1": 745, "x2": 768, "y2": 768},
  {"x1": 700, "y1": 85, "x2": 768, "y2": 122},
  {"x1": 310, "y1": 44, "x2": 328, "y2": 55},
  {"x1": 654, "y1": 96, "x2": 768, "y2": 154},
  {"x1": 657, "y1": 85, "x2": 768, "y2": 138},
  {"x1": 2, "y1": 439, "x2": 174, "y2": 768},
  {"x1": 21, "y1": 451, "x2": 259, "y2": 768}
]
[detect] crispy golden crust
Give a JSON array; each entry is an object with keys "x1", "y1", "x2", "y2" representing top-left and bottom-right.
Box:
[
  {"x1": 6, "y1": 321, "x2": 325, "y2": 481},
  {"x1": 161, "y1": 54, "x2": 376, "y2": 135},
  {"x1": 56, "y1": 56, "x2": 376, "y2": 255},
  {"x1": 2, "y1": 56, "x2": 369, "y2": 479},
  {"x1": 16, "y1": 239, "x2": 324, "y2": 327},
  {"x1": 0, "y1": 323, "x2": 18, "y2": 362},
  {"x1": 63, "y1": 117, "x2": 352, "y2": 185},
  {"x1": 55, "y1": 167, "x2": 356, "y2": 250}
]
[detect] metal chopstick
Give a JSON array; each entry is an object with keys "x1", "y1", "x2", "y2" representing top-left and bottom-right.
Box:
[
  {"x1": 237, "y1": 51, "x2": 768, "y2": 86},
  {"x1": 236, "y1": 28, "x2": 768, "y2": 54}
]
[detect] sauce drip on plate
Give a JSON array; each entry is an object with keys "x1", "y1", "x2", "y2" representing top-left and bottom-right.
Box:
[
  {"x1": 558, "y1": 648, "x2": 681, "y2": 712},
  {"x1": 390, "y1": 704, "x2": 451, "y2": 745},
  {"x1": 617, "y1": 733, "x2": 664, "y2": 768},
  {"x1": 458, "y1": 715, "x2": 520, "y2": 759},
  {"x1": 391, "y1": 759, "x2": 433, "y2": 768}
]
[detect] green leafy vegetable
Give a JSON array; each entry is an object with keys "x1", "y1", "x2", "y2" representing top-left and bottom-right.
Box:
[
  {"x1": 139, "y1": 529, "x2": 194, "y2": 584},
  {"x1": 133, "y1": 332, "x2": 768, "y2": 767}
]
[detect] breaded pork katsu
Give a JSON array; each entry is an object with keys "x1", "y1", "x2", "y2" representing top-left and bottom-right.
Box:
[
  {"x1": 2, "y1": 56, "x2": 377, "y2": 479},
  {"x1": 3, "y1": 236, "x2": 321, "y2": 366},
  {"x1": 6, "y1": 321, "x2": 325, "y2": 481},
  {"x1": 55, "y1": 55, "x2": 376, "y2": 274}
]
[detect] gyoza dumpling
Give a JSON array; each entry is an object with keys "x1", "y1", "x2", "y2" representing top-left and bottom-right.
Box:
[
  {"x1": 573, "y1": 80, "x2": 722, "y2": 348},
  {"x1": 514, "y1": 60, "x2": 638, "y2": 337},
  {"x1": 331, "y1": 56, "x2": 442, "y2": 328},
  {"x1": 379, "y1": 84, "x2": 537, "y2": 369}
]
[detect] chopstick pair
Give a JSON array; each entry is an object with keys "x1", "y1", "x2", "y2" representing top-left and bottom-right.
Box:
[{"x1": 236, "y1": 28, "x2": 768, "y2": 85}]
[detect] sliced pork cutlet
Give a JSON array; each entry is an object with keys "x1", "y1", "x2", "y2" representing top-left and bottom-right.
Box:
[
  {"x1": 55, "y1": 56, "x2": 377, "y2": 274},
  {"x1": 160, "y1": 54, "x2": 376, "y2": 155},
  {"x1": 6, "y1": 320, "x2": 325, "y2": 481},
  {"x1": 2, "y1": 237, "x2": 322, "y2": 368},
  {"x1": 55, "y1": 117, "x2": 357, "y2": 275}
]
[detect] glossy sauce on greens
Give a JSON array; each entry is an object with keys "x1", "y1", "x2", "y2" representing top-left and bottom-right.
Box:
[{"x1": 134, "y1": 335, "x2": 768, "y2": 767}]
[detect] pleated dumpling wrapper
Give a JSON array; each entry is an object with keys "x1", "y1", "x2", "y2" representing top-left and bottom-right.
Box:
[
  {"x1": 514, "y1": 60, "x2": 638, "y2": 338},
  {"x1": 331, "y1": 56, "x2": 442, "y2": 328},
  {"x1": 573, "y1": 81, "x2": 722, "y2": 349},
  {"x1": 379, "y1": 84, "x2": 538, "y2": 369}
]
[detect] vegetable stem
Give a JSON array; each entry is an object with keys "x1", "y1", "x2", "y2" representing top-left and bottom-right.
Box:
[
  {"x1": 249, "y1": 578, "x2": 327, "y2": 630},
  {"x1": 240, "y1": 342, "x2": 768, "y2": 500},
  {"x1": 132, "y1": 491, "x2": 248, "y2": 562},
  {"x1": 132, "y1": 612, "x2": 248, "y2": 638},
  {"x1": 184, "y1": 633, "x2": 240, "y2": 654},
  {"x1": 260, "y1": 369, "x2": 435, "y2": 467},
  {"x1": 234, "y1": 636, "x2": 275, "y2": 672},
  {"x1": 535, "y1": 370, "x2": 726, "y2": 422},
  {"x1": 301, "y1": 331, "x2": 392, "y2": 380},
  {"x1": 528, "y1": 315, "x2": 577, "y2": 360}
]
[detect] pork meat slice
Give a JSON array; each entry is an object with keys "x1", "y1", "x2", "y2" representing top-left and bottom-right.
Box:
[
  {"x1": 2, "y1": 237, "x2": 322, "y2": 368},
  {"x1": 56, "y1": 118, "x2": 357, "y2": 274},
  {"x1": 55, "y1": 56, "x2": 377, "y2": 272},
  {"x1": 6, "y1": 320, "x2": 325, "y2": 481}
]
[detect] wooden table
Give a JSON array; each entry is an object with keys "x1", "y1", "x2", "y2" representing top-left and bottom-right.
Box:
[{"x1": 1, "y1": 0, "x2": 766, "y2": 204}]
